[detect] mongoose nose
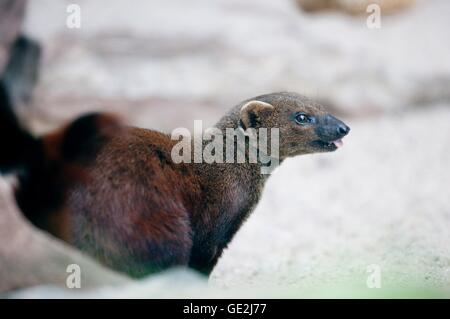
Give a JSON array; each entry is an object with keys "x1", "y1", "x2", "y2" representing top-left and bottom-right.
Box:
[{"x1": 337, "y1": 124, "x2": 350, "y2": 136}]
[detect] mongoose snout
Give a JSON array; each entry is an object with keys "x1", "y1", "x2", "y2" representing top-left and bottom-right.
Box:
[{"x1": 313, "y1": 114, "x2": 350, "y2": 151}]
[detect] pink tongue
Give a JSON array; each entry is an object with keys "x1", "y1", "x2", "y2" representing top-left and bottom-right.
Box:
[{"x1": 333, "y1": 139, "x2": 344, "y2": 148}]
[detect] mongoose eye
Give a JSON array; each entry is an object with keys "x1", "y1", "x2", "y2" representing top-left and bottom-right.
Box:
[{"x1": 294, "y1": 113, "x2": 312, "y2": 125}]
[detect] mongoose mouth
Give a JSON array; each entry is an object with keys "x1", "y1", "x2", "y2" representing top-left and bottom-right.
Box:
[
  {"x1": 313, "y1": 138, "x2": 344, "y2": 151},
  {"x1": 312, "y1": 115, "x2": 349, "y2": 152}
]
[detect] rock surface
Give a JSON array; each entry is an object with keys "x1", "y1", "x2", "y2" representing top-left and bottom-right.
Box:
[
  {"x1": 0, "y1": 0, "x2": 27, "y2": 73},
  {"x1": 296, "y1": 0, "x2": 416, "y2": 15},
  {"x1": 0, "y1": 179, "x2": 129, "y2": 293},
  {"x1": 23, "y1": 0, "x2": 450, "y2": 131}
]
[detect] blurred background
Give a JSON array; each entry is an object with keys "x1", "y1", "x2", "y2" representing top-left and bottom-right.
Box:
[{"x1": 1, "y1": 0, "x2": 450, "y2": 297}]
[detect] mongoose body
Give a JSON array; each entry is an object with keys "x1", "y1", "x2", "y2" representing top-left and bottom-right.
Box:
[{"x1": 1, "y1": 87, "x2": 349, "y2": 277}]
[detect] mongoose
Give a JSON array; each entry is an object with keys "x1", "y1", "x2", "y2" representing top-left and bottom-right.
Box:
[{"x1": 0, "y1": 83, "x2": 350, "y2": 277}]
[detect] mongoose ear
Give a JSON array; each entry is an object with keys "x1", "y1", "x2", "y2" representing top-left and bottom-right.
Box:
[{"x1": 239, "y1": 100, "x2": 274, "y2": 130}]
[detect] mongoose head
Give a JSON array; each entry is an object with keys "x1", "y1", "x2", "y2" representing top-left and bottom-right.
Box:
[{"x1": 239, "y1": 92, "x2": 350, "y2": 160}]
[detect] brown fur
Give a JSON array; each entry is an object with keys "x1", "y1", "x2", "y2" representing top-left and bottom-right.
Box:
[{"x1": 2, "y1": 92, "x2": 349, "y2": 277}]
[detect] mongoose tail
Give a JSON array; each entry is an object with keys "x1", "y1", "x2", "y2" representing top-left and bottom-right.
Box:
[
  {"x1": 0, "y1": 80, "x2": 123, "y2": 233},
  {"x1": 0, "y1": 80, "x2": 39, "y2": 173}
]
